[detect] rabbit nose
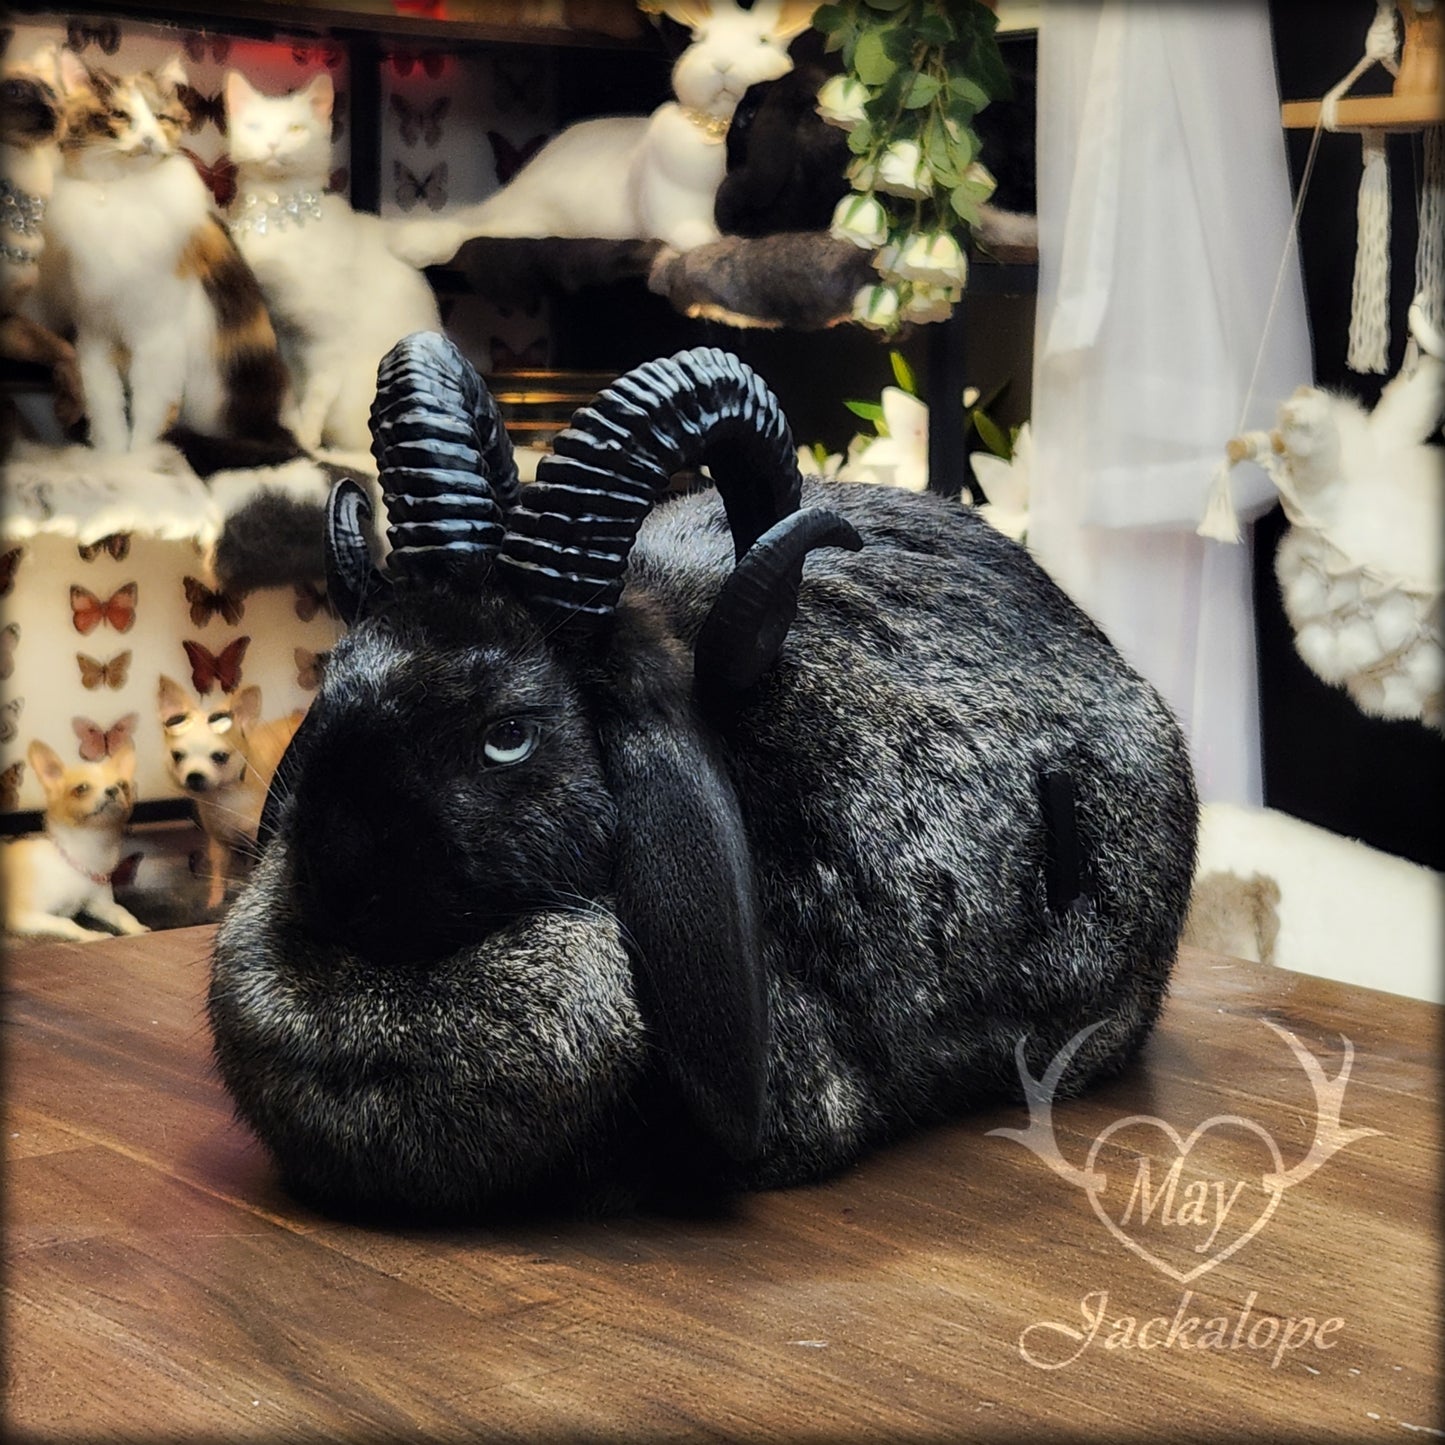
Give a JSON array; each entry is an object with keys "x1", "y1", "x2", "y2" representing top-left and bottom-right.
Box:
[{"x1": 715, "y1": 57, "x2": 734, "y2": 73}]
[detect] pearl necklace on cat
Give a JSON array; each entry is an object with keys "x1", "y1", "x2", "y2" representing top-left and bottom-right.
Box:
[{"x1": 231, "y1": 186, "x2": 325, "y2": 236}]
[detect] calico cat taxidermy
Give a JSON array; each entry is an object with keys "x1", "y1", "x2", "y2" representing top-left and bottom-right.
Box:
[
  {"x1": 389, "y1": 0, "x2": 818, "y2": 267},
  {"x1": 34, "y1": 50, "x2": 298, "y2": 461},
  {"x1": 225, "y1": 70, "x2": 444, "y2": 452}
]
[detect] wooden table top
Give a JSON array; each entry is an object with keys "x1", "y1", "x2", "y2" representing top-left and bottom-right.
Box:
[{"x1": 4, "y1": 926, "x2": 1439, "y2": 1442}]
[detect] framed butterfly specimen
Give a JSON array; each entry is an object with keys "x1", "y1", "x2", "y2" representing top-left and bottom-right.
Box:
[
  {"x1": 0, "y1": 697, "x2": 23, "y2": 746},
  {"x1": 183, "y1": 576, "x2": 245, "y2": 628},
  {"x1": 67, "y1": 19, "x2": 120, "y2": 54},
  {"x1": 77, "y1": 651, "x2": 132, "y2": 691},
  {"x1": 70, "y1": 583, "x2": 138, "y2": 636},
  {"x1": 1, "y1": 547, "x2": 23, "y2": 597},
  {"x1": 77, "y1": 533, "x2": 131, "y2": 563},
  {"x1": 183, "y1": 32, "x2": 232, "y2": 65},
  {"x1": 295, "y1": 647, "x2": 328, "y2": 691},
  {"x1": 72, "y1": 712, "x2": 139, "y2": 762},
  {"x1": 489, "y1": 131, "x2": 546, "y2": 186},
  {"x1": 177, "y1": 84, "x2": 227, "y2": 135},
  {"x1": 392, "y1": 94, "x2": 449, "y2": 148},
  {"x1": 395, "y1": 162, "x2": 448, "y2": 212},
  {"x1": 1, "y1": 762, "x2": 25, "y2": 812},
  {"x1": 0, "y1": 622, "x2": 18, "y2": 682},
  {"x1": 183, "y1": 637, "x2": 251, "y2": 696},
  {"x1": 181, "y1": 149, "x2": 237, "y2": 209}
]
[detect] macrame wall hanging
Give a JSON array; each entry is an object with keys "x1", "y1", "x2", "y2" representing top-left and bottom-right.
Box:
[{"x1": 1198, "y1": 0, "x2": 1444, "y2": 733}]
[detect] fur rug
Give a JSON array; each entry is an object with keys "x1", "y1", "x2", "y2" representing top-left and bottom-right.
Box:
[{"x1": 1183, "y1": 802, "x2": 1443, "y2": 1003}]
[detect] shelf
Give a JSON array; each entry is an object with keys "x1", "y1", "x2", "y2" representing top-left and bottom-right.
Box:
[
  {"x1": 9, "y1": 0, "x2": 648, "y2": 48},
  {"x1": 1281, "y1": 92, "x2": 1445, "y2": 133}
]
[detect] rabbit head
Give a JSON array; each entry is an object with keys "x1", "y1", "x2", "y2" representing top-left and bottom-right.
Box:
[
  {"x1": 210, "y1": 333, "x2": 860, "y2": 1217},
  {"x1": 646, "y1": 0, "x2": 817, "y2": 120}
]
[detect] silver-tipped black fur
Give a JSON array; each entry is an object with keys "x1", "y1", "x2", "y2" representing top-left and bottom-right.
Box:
[{"x1": 209, "y1": 337, "x2": 1199, "y2": 1220}]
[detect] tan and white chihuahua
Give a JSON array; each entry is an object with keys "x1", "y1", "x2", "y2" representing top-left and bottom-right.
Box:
[
  {"x1": 1, "y1": 740, "x2": 148, "y2": 940},
  {"x1": 157, "y1": 676, "x2": 304, "y2": 909}
]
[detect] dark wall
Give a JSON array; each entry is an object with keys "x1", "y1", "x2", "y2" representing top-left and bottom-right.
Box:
[{"x1": 1261, "y1": 0, "x2": 1443, "y2": 869}]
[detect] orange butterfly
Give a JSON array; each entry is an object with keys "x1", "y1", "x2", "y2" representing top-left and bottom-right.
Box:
[
  {"x1": 77, "y1": 650, "x2": 132, "y2": 691},
  {"x1": 183, "y1": 636, "x2": 250, "y2": 695},
  {"x1": 184, "y1": 575, "x2": 245, "y2": 628},
  {"x1": 77, "y1": 532, "x2": 131, "y2": 563},
  {"x1": 70, "y1": 583, "x2": 138, "y2": 636},
  {"x1": 72, "y1": 712, "x2": 139, "y2": 762},
  {"x1": 1, "y1": 761, "x2": 24, "y2": 811}
]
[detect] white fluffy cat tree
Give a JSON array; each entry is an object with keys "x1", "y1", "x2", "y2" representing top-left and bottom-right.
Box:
[{"x1": 1200, "y1": 0, "x2": 1445, "y2": 734}]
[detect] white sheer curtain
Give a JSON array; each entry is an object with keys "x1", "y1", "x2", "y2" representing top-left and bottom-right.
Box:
[{"x1": 1028, "y1": 0, "x2": 1313, "y2": 803}]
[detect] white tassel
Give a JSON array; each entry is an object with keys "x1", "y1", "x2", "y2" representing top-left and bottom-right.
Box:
[
  {"x1": 1348, "y1": 128, "x2": 1391, "y2": 373},
  {"x1": 1415, "y1": 127, "x2": 1444, "y2": 338},
  {"x1": 1197, "y1": 459, "x2": 1243, "y2": 544}
]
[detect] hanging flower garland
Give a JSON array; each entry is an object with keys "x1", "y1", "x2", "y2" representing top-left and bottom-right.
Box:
[{"x1": 813, "y1": 0, "x2": 1012, "y2": 332}]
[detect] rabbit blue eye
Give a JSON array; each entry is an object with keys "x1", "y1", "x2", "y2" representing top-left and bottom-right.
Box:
[{"x1": 483, "y1": 718, "x2": 538, "y2": 766}]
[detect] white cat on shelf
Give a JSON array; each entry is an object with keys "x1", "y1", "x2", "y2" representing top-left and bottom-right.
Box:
[
  {"x1": 34, "y1": 50, "x2": 295, "y2": 456},
  {"x1": 389, "y1": 0, "x2": 817, "y2": 268},
  {"x1": 225, "y1": 70, "x2": 445, "y2": 453}
]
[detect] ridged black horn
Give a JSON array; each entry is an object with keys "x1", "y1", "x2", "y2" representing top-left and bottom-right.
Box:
[
  {"x1": 497, "y1": 347, "x2": 802, "y2": 619},
  {"x1": 324, "y1": 478, "x2": 387, "y2": 624},
  {"x1": 694, "y1": 507, "x2": 863, "y2": 716},
  {"x1": 369, "y1": 332, "x2": 519, "y2": 587}
]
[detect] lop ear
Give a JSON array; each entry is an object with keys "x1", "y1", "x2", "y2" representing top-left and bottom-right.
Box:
[{"x1": 595, "y1": 678, "x2": 768, "y2": 1166}]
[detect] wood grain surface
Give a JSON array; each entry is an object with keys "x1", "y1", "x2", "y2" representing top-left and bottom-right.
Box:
[{"x1": 4, "y1": 928, "x2": 1439, "y2": 1442}]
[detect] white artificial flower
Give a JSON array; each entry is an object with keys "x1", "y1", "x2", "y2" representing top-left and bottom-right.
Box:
[
  {"x1": 900, "y1": 283, "x2": 959, "y2": 325},
  {"x1": 816, "y1": 75, "x2": 869, "y2": 130},
  {"x1": 970, "y1": 420, "x2": 1032, "y2": 541},
  {"x1": 839, "y1": 387, "x2": 930, "y2": 493},
  {"x1": 872, "y1": 240, "x2": 903, "y2": 278},
  {"x1": 893, "y1": 230, "x2": 968, "y2": 287},
  {"x1": 797, "y1": 444, "x2": 843, "y2": 479},
  {"x1": 963, "y1": 160, "x2": 998, "y2": 200},
  {"x1": 874, "y1": 140, "x2": 933, "y2": 199},
  {"x1": 852, "y1": 283, "x2": 901, "y2": 331},
  {"x1": 830, "y1": 193, "x2": 890, "y2": 251},
  {"x1": 847, "y1": 157, "x2": 877, "y2": 191}
]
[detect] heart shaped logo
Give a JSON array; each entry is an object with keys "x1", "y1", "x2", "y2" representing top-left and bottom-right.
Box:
[
  {"x1": 988, "y1": 1020, "x2": 1382, "y2": 1284},
  {"x1": 1082, "y1": 1114, "x2": 1285, "y2": 1284}
]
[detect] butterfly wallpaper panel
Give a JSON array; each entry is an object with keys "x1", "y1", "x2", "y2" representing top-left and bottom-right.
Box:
[{"x1": 0, "y1": 533, "x2": 341, "y2": 815}]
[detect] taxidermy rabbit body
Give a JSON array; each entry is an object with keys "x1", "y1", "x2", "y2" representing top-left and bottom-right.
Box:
[
  {"x1": 33, "y1": 51, "x2": 294, "y2": 456},
  {"x1": 225, "y1": 70, "x2": 444, "y2": 452},
  {"x1": 388, "y1": 0, "x2": 816, "y2": 267},
  {"x1": 210, "y1": 335, "x2": 1198, "y2": 1221}
]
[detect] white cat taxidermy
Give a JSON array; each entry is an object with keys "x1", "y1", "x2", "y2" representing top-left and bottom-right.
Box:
[
  {"x1": 390, "y1": 0, "x2": 817, "y2": 267},
  {"x1": 225, "y1": 69, "x2": 445, "y2": 452},
  {"x1": 35, "y1": 50, "x2": 295, "y2": 456},
  {"x1": 1, "y1": 740, "x2": 147, "y2": 941}
]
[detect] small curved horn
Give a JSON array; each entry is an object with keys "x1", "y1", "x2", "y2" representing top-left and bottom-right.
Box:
[
  {"x1": 324, "y1": 478, "x2": 387, "y2": 624},
  {"x1": 694, "y1": 506, "x2": 863, "y2": 717},
  {"x1": 497, "y1": 348, "x2": 802, "y2": 619},
  {"x1": 369, "y1": 332, "x2": 519, "y2": 587}
]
